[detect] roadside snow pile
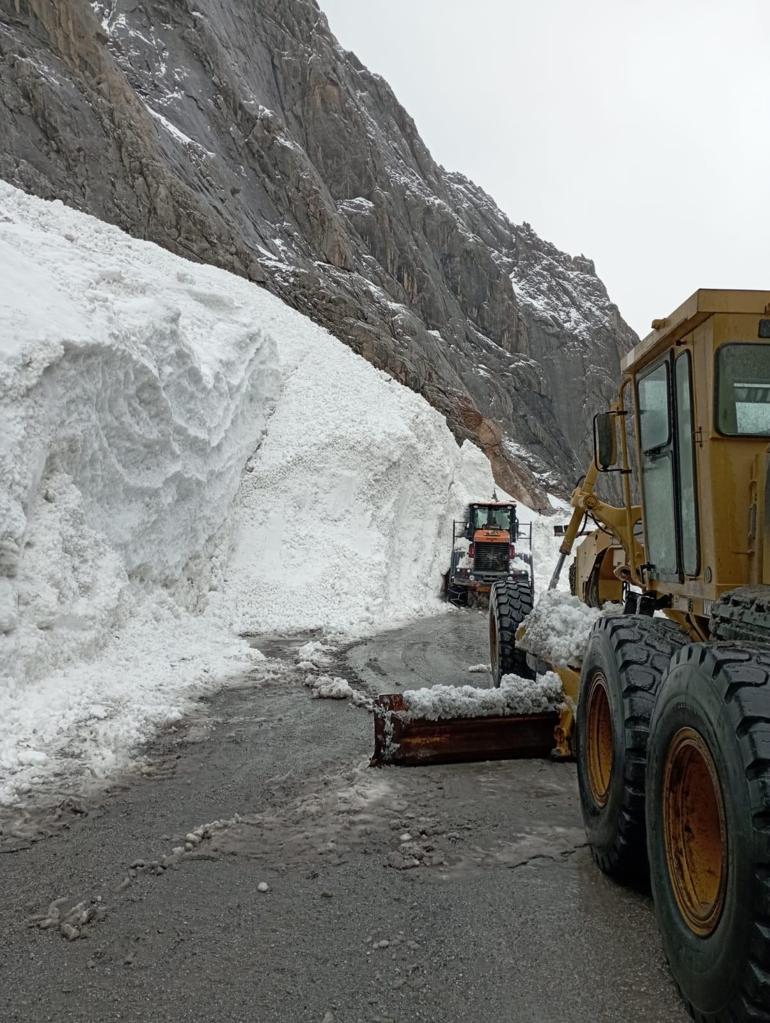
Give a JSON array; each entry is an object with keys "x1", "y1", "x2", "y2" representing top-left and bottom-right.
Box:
[
  {"x1": 520, "y1": 591, "x2": 623, "y2": 667},
  {"x1": 515, "y1": 501, "x2": 569, "y2": 593},
  {"x1": 226, "y1": 344, "x2": 495, "y2": 635},
  {"x1": 400, "y1": 674, "x2": 563, "y2": 721},
  {"x1": 0, "y1": 182, "x2": 498, "y2": 803},
  {"x1": 1, "y1": 185, "x2": 280, "y2": 801}
]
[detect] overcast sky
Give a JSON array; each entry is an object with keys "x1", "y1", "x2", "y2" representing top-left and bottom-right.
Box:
[{"x1": 321, "y1": 0, "x2": 768, "y2": 338}]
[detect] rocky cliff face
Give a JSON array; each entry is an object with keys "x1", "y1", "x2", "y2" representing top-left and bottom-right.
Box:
[{"x1": 0, "y1": 0, "x2": 637, "y2": 507}]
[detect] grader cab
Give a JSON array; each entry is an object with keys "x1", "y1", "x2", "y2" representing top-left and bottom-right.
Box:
[{"x1": 546, "y1": 289, "x2": 770, "y2": 1023}]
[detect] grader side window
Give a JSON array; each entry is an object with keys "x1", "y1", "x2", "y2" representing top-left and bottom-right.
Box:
[
  {"x1": 717, "y1": 343, "x2": 770, "y2": 436},
  {"x1": 638, "y1": 361, "x2": 678, "y2": 578}
]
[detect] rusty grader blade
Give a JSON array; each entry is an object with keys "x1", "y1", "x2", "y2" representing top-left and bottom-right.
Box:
[{"x1": 370, "y1": 693, "x2": 559, "y2": 767}]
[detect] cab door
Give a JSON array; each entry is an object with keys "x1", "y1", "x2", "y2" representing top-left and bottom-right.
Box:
[{"x1": 636, "y1": 351, "x2": 700, "y2": 583}]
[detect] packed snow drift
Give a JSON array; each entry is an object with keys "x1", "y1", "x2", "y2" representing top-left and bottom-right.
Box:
[
  {"x1": 0, "y1": 181, "x2": 537, "y2": 803},
  {"x1": 519, "y1": 591, "x2": 623, "y2": 667}
]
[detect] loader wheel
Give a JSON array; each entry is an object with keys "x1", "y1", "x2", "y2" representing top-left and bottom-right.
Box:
[
  {"x1": 489, "y1": 578, "x2": 534, "y2": 686},
  {"x1": 646, "y1": 645, "x2": 770, "y2": 1023},
  {"x1": 576, "y1": 615, "x2": 687, "y2": 881}
]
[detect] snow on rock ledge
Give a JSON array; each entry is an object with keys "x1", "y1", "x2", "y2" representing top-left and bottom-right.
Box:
[{"x1": 0, "y1": 182, "x2": 498, "y2": 803}]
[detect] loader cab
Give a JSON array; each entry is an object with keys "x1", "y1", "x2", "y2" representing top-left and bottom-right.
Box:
[
  {"x1": 466, "y1": 503, "x2": 517, "y2": 539},
  {"x1": 446, "y1": 501, "x2": 531, "y2": 606},
  {"x1": 604, "y1": 290, "x2": 770, "y2": 616}
]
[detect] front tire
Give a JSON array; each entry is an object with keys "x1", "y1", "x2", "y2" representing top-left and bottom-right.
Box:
[
  {"x1": 576, "y1": 615, "x2": 686, "y2": 881},
  {"x1": 646, "y1": 644, "x2": 770, "y2": 1022},
  {"x1": 489, "y1": 577, "x2": 534, "y2": 686}
]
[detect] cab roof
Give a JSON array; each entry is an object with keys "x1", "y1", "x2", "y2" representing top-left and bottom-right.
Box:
[
  {"x1": 621, "y1": 289, "x2": 770, "y2": 375},
  {"x1": 470, "y1": 501, "x2": 515, "y2": 508}
]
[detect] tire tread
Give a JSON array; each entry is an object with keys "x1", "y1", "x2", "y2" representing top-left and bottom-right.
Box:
[
  {"x1": 655, "y1": 643, "x2": 770, "y2": 1022},
  {"x1": 579, "y1": 614, "x2": 687, "y2": 879},
  {"x1": 489, "y1": 578, "x2": 534, "y2": 686}
]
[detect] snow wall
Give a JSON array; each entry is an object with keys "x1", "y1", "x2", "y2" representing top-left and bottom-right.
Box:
[{"x1": 0, "y1": 181, "x2": 521, "y2": 801}]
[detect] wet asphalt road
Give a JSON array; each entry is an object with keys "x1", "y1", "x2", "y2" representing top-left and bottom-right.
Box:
[{"x1": 0, "y1": 610, "x2": 688, "y2": 1023}]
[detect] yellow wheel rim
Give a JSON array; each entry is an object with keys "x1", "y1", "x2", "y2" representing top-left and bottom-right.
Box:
[
  {"x1": 663, "y1": 727, "x2": 727, "y2": 937},
  {"x1": 586, "y1": 672, "x2": 614, "y2": 807}
]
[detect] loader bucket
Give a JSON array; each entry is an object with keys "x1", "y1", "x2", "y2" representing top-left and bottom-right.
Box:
[{"x1": 371, "y1": 693, "x2": 559, "y2": 767}]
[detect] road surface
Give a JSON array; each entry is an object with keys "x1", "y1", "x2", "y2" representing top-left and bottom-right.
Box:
[{"x1": 0, "y1": 610, "x2": 687, "y2": 1022}]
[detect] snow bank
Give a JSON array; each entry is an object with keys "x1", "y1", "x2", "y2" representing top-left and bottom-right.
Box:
[
  {"x1": 400, "y1": 673, "x2": 563, "y2": 721},
  {"x1": 515, "y1": 501, "x2": 570, "y2": 594},
  {"x1": 519, "y1": 591, "x2": 623, "y2": 667},
  {"x1": 0, "y1": 182, "x2": 502, "y2": 803},
  {"x1": 226, "y1": 341, "x2": 495, "y2": 635}
]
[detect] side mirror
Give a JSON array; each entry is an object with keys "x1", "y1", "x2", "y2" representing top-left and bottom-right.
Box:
[{"x1": 593, "y1": 412, "x2": 618, "y2": 471}]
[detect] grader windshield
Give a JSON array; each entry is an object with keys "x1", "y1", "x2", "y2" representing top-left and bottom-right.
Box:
[{"x1": 716, "y1": 343, "x2": 770, "y2": 435}]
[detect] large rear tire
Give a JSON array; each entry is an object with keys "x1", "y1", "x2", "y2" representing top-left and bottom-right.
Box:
[
  {"x1": 646, "y1": 644, "x2": 770, "y2": 1023},
  {"x1": 489, "y1": 577, "x2": 534, "y2": 686},
  {"x1": 576, "y1": 615, "x2": 687, "y2": 881}
]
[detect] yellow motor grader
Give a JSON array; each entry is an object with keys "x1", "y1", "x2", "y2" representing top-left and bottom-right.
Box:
[
  {"x1": 374, "y1": 289, "x2": 770, "y2": 1022},
  {"x1": 509, "y1": 288, "x2": 770, "y2": 1023}
]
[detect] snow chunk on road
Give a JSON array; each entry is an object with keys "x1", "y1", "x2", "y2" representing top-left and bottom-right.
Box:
[
  {"x1": 520, "y1": 591, "x2": 623, "y2": 667},
  {"x1": 295, "y1": 640, "x2": 334, "y2": 670},
  {"x1": 304, "y1": 674, "x2": 372, "y2": 710},
  {"x1": 400, "y1": 673, "x2": 563, "y2": 721},
  {"x1": 467, "y1": 664, "x2": 490, "y2": 674},
  {"x1": 305, "y1": 675, "x2": 354, "y2": 700}
]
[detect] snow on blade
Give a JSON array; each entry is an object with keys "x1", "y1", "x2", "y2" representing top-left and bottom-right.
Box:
[
  {"x1": 519, "y1": 591, "x2": 623, "y2": 667},
  {"x1": 400, "y1": 674, "x2": 563, "y2": 722},
  {"x1": 0, "y1": 182, "x2": 502, "y2": 804}
]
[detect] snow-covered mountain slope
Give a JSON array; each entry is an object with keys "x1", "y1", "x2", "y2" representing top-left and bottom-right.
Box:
[
  {"x1": 0, "y1": 0, "x2": 637, "y2": 508},
  {"x1": 0, "y1": 182, "x2": 513, "y2": 804}
]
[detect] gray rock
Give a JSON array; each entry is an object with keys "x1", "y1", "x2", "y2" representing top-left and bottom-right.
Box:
[{"x1": 0, "y1": 0, "x2": 637, "y2": 503}]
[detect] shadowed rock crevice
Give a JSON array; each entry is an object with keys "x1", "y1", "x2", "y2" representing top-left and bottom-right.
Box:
[{"x1": 0, "y1": 0, "x2": 637, "y2": 507}]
